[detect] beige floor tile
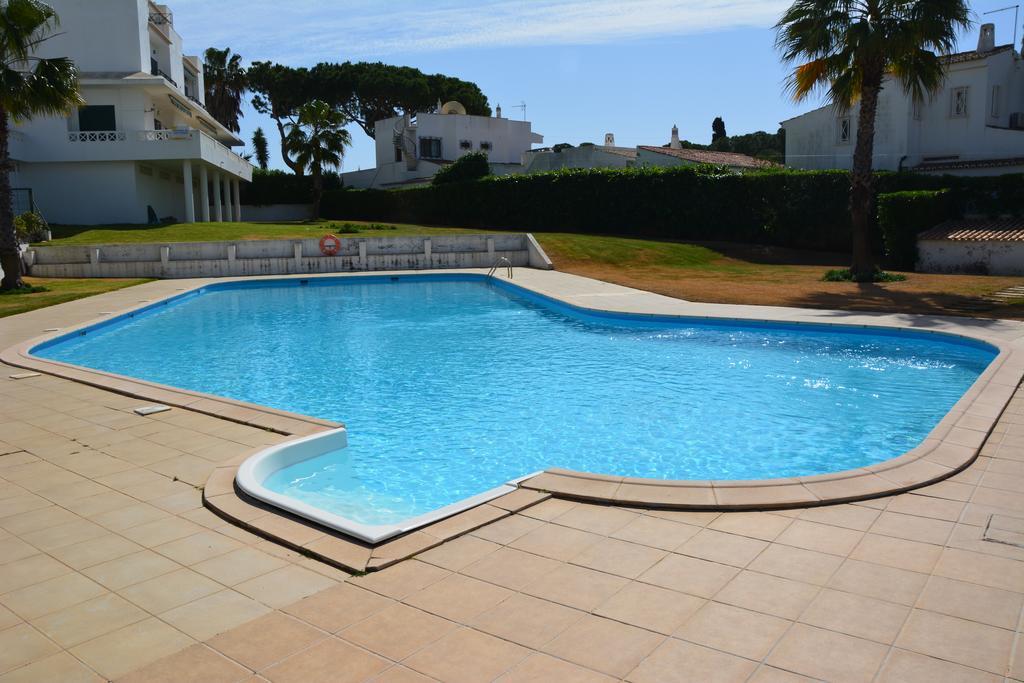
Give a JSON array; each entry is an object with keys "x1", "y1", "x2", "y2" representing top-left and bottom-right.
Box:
[
  {"x1": 677, "y1": 528, "x2": 769, "y2": 567},
  {"x1": 404, "y1": 627, "x2": 529, "y2": 683},
  {"x1": 552, "y1": 505, "x2": 639, "y2": 535},
  {"x1": 708, "y1": 511, "x2": 793, "y2": 541},
  {"x1": 610, "y1": 514, "x2": 700, "y2": 550},
  {"x1": 0, "y1": 651, "x2": 103, "y2": 683},
  {"x1": 0, "y1": 623, "x2": 60, "y2": 675},
  {"x1": 509, "y1": 523, "x2": 603, "y2": 561},
  {"x1": 570, "y1": 537, "x2": 667, "y2": 579},
  {"x1": 543, "y1": 614, "x2": 663, "y2": 678},
  {"x1": 160, "y1": 589, "x2": 271, "y2": 641},
  {"x1": 114, "y1": 643, "x2": 251, "y2": 683},
  {"x1": 1, "y1": 505, "x2": 78, "y2": 536},
  {"x1": 0, "y1": 605, "x2": 18, "y2": 631},
  {"x1": 472, "y1": 593, "x2": 584, "y2": 649},
  {"x1": 747, "y1": 665, "x2": 818, "y2": 682},
  {"x1": 593, "y1": 581, "x2": 704, "y2": 635},
  {"x1": 48, "y1": 533, "x2": 143, "y2": 570},
  {"x1": 747, "y1": 542, "x2": 843, "y2": 585},
  {"x1": 0, "y1": 554, "x2": 70, "y2": 593},
  {"x1": 70, "y1": 617, "x2": 194, "y2": 680},
  {"x1": 31, "y1": 592, "x2": 148, "y2": 648},
  {"x1": 797, "y1": 503, "x2": 880, "y2": 531},
  {"x1": 470, "y1": 514, "x2": 544, "y2": 545},
  {"x1": 767, "y1": 623, "x2": 888, "y2": 683},
  {"x1": 849, "y1": 533, "x2": 943, "y2": 573},
  {"x1": 207, "y1": 611, "x2": 325, "y2": 671},
  {"x1": 638, "y1": 553, "x2": 740, "y2": 598},
  {"x1": 461, "y1": 547, "x2": 560, "y2": 590},
  {"x1": 0, "y1": 537, "x2": 38, "y2": 565},
  {"x1": 916, "y1": 575, "x2": 1023, "y2": 629},
  {"x1": 895, "y1": 609, "x2": 1014, "y2": 674},
  {"x1": 1, "y1": 572, "x2": 107, "y2": 620},
  {"x1": 282, "y1": 583, "x2": 392, "y2": 633},
  {"x1": 88, "y1": 502, "x2": 170, "y2": 532},
  {"x1": 192, "y1": 547, "x2": 288, "y2": 586},
  {"x1": 870, "y1": 511, "x2": 954, "y2": 545},
  {"x1": 827, "y1": 558, "x2": 927, "y2": 606},
  {"x1": 120, "y1": 516, "x2": 204, "y2": 547},
  {"x1": 263, "y1": 637, "x2": 388, "y2": 683},
  {"x1": 886, "y1": 492, "x2": 966, "y2": 521},
  {"x1": 350, "y1": 560, "x2": 449, "y2": 600},
  {"x1": 714, "y1": 570, "x2": 819, "y2": 620},
  {"x1": 523, "y1": 563, "x2": 628, "y2": 611},
  {"x1": 495, "y1": 653, "x2": 615, "y2": 682},
  {"x1": 800, "y1": 588, "x2": 909, "y2": 643},
  {"x1": 876, "y1": 649, "x2": 1001, "y2": 683},
  {"x1": 121, "y1": 567, "x2": 221, "y2": 613},
  {"x1": 518, "y1": 498, "x2": 577, "y2": 521},
  {"x1": 675, "y1": 601, "x2": 789, "y2": 659},
  {"x1": 403, "y1": 573, "x2": 512, "y2": 623},
  {"x1": 932, "y1": 547, "x2": 1024, "y2": 592},
  {"x1": 627, "y1": 638, "x2": 756, "y2": 683},
  {"x1": 370, "y1": 665, "x2": 435, "y2": 683},
  {"x1": 417, "y1": 534, "x2": 500, "y2": 571},
  {"x1": 82, "y1": 549, "x2": 178, "y2": 590},
  {"x1": 341, "y1": 603, "x2": 456, "y2": 661},
  {"x1": 153, "y1": 530, "x2": 242, "y2": 565},
  {"x1": 776, "y1": 519, "x2": 863, "y2": 556},
  {"x1": 235, "y1": 565, "x2": 336, "y2": 608}
]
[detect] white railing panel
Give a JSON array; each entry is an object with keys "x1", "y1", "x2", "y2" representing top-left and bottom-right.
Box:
[{"x1": 67, "y1": 131, "x2": 126, "y2": 142}]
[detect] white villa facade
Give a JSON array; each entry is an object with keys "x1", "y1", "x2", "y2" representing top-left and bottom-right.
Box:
[
  {"x1": 782, "y1": 25, "x2": 1024, "y2": 175},
  {"x1": 9, "y1": 0, "x2": 252, "y2": 225},
  {"x1": 341, "y1": 103, "x2": 543, "y2": 188}
]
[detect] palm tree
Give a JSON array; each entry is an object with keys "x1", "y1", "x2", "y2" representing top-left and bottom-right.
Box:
[
  {"x1": 0, "y1": 0, "x2": 82, "y2": 290},
  {"x1": 252, "y1": 127, "x2": 269, "y2": 170},
  {"x1": 776, "y1": 0, "x2": 969, "y2": 281},
  {"x1": 285, "y1": 100, "x2": 351, "y2": 218},
  {"x1": 203, "y1": 47, "x2": 246, "y2": 133}
]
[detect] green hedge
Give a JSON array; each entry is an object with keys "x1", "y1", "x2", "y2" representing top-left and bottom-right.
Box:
[
  {"x1": 239, "y1": 169, "x2": 342, "y2": 206},
  {"x1": 877, "y1": 190, "x2": 951, "y2": 270},
  {"x1": 319, "y1": 167, "x2": 1024, "y2": 253}
]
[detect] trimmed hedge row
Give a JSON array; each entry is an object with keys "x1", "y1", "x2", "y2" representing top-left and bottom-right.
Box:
[
  {"x1": 239, "y1": 169, "x2": 342, "y2": 206},
  {"x1": 878, "y1": 191, "x2": 951, "y2": 270},
  {"x1": 319, "y1": 166, "x2": 1024, "y2": 254}
]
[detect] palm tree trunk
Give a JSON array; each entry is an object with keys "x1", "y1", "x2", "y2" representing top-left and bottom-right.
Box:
[
  {"x1": 849, "y1": 66, "x2": 883, "y2": 282},
  {"x1": 0, "y1": 106, "x2": 24, "y2": 291},
  {"x1": 273, "y1": 118, "x2": 304, "y2": 176}
]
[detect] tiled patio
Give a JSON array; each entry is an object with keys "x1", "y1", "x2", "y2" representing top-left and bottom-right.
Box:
[{"x1": 1, "y1": 277, "x2": 1023, "y2": 681}]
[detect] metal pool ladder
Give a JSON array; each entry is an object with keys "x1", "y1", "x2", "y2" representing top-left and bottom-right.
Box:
[{"x1": 487, "y1": 256, "x2": 513, "y2": 279}]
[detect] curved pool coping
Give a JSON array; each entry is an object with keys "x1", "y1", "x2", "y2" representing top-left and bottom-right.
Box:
[{"x1": 3, "y1": 269, "x2": 1022, "y2": 563}]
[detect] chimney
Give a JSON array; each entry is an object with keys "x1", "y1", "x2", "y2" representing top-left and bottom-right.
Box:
[
  {"x1": 670, "y1": 124, "x2": 681, "y2": 150},
  {"x1": 495, "y1": 104, "x2": 502, "y2": 118},
  {"x1": 604, "y1": 133, "x2": 615, "y2": 147},
  {"x1": 978, "y1": 23, "x2": 995, "y2": 52}
]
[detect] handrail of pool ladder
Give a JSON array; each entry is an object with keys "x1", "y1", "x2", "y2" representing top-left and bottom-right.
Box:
[{"x1": 487, "y1": 256, "x2": 513, "y2": 279}]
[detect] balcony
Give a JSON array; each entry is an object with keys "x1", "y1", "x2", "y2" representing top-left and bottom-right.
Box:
[{"x1": 50, "y1": 129, "x2": 252, "y2": 180}]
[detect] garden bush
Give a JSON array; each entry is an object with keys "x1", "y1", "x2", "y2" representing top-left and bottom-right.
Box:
[
  {"x1": 877, "y1": 190, "x2": 951, "y2": 270},
  {"x1": 432, "y1": 152, "x2": 491, "y2": 185},
  {"x1": 14, "y1": 212, "x2": 48, "y2": 243}
]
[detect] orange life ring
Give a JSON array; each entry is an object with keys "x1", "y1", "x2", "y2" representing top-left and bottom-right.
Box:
[{"x1": 319, "y1": 234, "x2": 341, "y2": 256}]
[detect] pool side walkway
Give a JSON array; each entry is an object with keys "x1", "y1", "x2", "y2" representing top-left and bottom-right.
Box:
[{"x1": 0, "y1": 271, "x2": 1021, "y2": 681}]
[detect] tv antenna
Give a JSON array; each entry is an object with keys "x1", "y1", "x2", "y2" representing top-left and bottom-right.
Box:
[
  {"x1": 510, "y1": 101, "x2": 527, "y2": 120},
  {"x1": 984, "y1": 5, "x2": 1019, "y2": 48}
]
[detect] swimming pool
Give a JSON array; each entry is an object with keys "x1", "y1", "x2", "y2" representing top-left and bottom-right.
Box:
[{"x1": 33, "y1": 275, "x2": 996, "y2": 539}]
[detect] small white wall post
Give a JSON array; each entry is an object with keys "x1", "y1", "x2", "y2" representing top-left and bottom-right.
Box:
[
  {"x1": 90, "y1": 248, "x2": 101, "y2": 265},
  {"x1": 160, "y1": 246, "x2": 170, "y2": 266},
  {"x1": 358, "y1": 240, "x2": 367, "y2": 268},
  {"x1": 222, "y1": 175, "x2": 232, "y2": 223},
  {"x1": 212, "y1": 172, "x2": 223, "y2": 222},
  {"x1": 199, "y1": 166, "x2": 210, "y2": 222},
  {"x1": 424, "y1": 238, "x2": 432, "y2": 262},
  {"x1": 181, "y1": 162, "x2": 195, "y2": 223},
  {"x1": 232, "y1": 179, "x2": 242, "y2": 221},
  {"x1": 487, "y1": 237, "x2": 495, "y2": 259},
  {"x1": 293, "y1": 241, "x2": 303, "y2": 271}
]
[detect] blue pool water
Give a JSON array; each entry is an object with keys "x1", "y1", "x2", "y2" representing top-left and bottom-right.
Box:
[{"x1": 36, "y1": 276, "x2": 995, "y2": 525}]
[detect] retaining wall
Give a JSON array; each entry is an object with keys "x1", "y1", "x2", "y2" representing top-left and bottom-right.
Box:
[{"x1": 25, "y1": 233, "x2": 553, "y2": 279}]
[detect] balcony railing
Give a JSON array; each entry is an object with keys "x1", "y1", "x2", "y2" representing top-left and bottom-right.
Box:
[
  {"x1": 150, "y1": 65, "x2": 178, "y2": 88},
  {"x1": 68, "y1": 131, "x2": 126, "y2": 142},
  {"x1": 138, "y1": 129, "x2": 194, "y2": 142}
]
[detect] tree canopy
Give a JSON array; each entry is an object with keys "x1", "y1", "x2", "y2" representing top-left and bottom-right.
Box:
[{"x1": 203, "y1": 47, "x2": 246, "y2": 132}]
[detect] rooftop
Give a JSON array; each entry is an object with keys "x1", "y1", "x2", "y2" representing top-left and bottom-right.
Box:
[
  {"x1": 919, "y1": 217, "x2": 1024, "y2": 241},
  {"x1": 639, "y1": 146, "x2": 777, "y2": 169}
]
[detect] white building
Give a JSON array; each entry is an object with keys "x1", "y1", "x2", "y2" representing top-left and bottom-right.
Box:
[
  {"x1": 341, "y1": 102, "x2": 543, "y2": 188},
  {"x1": 781, "y1": 24, "x2": 1024, "y2": 175},
  {"x1": 9, "y1": 0, "x2": 252, "y2": 225}
]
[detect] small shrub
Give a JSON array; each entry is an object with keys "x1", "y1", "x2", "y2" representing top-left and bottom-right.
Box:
[
  {"x1": 432, "y1": 152, "x2": 491, "y2": 185},
  {"x1": 822, "y1": 268, "x2": 907, "y2": 282},
  {"x1": 0, "y1": 284, "x2": 47, "y2": 295},
  {"x1": 877, "y1": 190, "x2": 952, "y2": 270},
  {"x1": 14, "y1": 212, "x2": 48, "y2": 243}
]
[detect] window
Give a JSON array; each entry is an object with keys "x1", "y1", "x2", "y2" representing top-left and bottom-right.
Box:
[
  {"x1": 78, "y1": 105, "x2": 116, "y2": 132},
  {"x1": 419, "y1": 137, "x2": 442, "y2": 159},
  {"x1": 459, "y1": 140, "x2": 472, "y2": 150},
  {"x1": 951, "y1": 86, "x2": 968, "y2": 118},
  {"x1": 991, "y1": 85, "x2": 1002, "y2": 118},
  {"x1": 837, "y1": 117, "x2": 851, "y2": 144},
  {"x1": 479, "y1": 141, "x2": 492, "y2": 151}
]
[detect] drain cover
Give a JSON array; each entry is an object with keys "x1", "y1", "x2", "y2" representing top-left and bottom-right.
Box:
[{"x1": 982, "y1": 514, "x2": 1024, "y2": 549}]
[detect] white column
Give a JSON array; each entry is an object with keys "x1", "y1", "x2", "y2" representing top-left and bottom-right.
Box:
[
  {"x1": 199, "y1": 166, "x2": 210, "y2": 222},
  {"x1": 222, "y1": 175, "x2": 232, "y2": 223},
  {"x1": 212, "y1": 171, "x2": 223, "y2": 222},
  {"x1": 181, "y1": 161, "x2": 195, "y2": 223},
  {"x1": 232, "y1": 179, "x2": 242, "y2": 221}
]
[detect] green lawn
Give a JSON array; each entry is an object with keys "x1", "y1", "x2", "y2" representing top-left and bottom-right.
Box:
[{"x1": 0, "y1": 278, "x2": 151, "y2": 319}]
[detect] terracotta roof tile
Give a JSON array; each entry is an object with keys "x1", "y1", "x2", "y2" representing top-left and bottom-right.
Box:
[
  {"x1": 919, "y1": 217, "x2": 1024, "y2": 242},
  {"x1": 637, "y1": 146, "x2": 777, "y2": 169},
  {"x1": 913, "y1": 156, "x2": 1024, "y2": 172},
  {"x1": 940, "y1": 44, "x2": 1014, "y2": 64}
]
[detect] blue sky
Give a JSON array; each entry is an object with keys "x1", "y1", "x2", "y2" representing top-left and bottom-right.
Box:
[{"x1": 168, "y1": 0, "x2": 1021, "y2": 172}]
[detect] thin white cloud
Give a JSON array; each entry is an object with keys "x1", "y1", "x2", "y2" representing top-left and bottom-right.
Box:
[{"x1": 170, "y1": 0, "x2": 789, "y2": 63}]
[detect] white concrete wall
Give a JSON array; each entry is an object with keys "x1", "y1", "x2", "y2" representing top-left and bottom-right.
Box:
[
  {"x1": 918, "y1": 240, "x2": 1024, "y2": 275},
  {"x1": 40, "y1": 0, "x2": 149, "y2": 74},
  {"x1": 523, "y1": 146, "x2": 635, "y2": 172},
  {"x1": 26, "y1": 233, "x2": 554, "y2": 278},
  {"x1": 16, "y1": 161, "x2": 142, "y2": 224}
]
